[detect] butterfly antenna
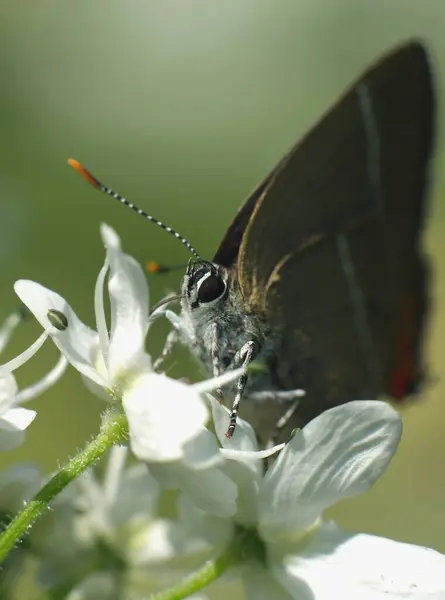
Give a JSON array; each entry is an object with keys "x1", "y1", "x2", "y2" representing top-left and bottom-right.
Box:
[{"x1": 67, "y1": 158, "x2": 203, "y2": 262}]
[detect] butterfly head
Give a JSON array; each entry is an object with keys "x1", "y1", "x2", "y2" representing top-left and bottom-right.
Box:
[{"x1": 181, "y1": 259, "x2": 228, "y2": 314}]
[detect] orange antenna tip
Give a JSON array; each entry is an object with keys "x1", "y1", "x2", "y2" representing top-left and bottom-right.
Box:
[
  {"x1": 145, "y1": 261, "x2": 189, "y2": 274},
  {"x1": 67, "y1": 158, "x2": 80, "y2": 169},
  {"x1": 146, "y1": 260, "x2": 161, "y2": 273},
  {"x1": 67, "y1": 158, "x2": 102, "y2": 190}
]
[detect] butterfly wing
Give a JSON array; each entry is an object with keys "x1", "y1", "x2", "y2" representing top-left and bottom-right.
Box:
[
  {"x1": 213, "y1": 156, "x2": 288, "y2": 268},
  {"x1": 232, "y1": 41, "x2": 434, "y2": 417}
]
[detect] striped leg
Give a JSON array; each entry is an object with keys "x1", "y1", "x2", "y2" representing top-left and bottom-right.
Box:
[
  {"x1": 210, "y1": 322, "x2": 224, "y2": 401},
  {"x1": 249, "y1": 389, "x2": 305, "y2": 404},
  {"x1": 266, "y1": 397, "x2": 303, "y2": 449},
  {"x1": 225, "y1": 340, "x2": 256, "y2": 438}
]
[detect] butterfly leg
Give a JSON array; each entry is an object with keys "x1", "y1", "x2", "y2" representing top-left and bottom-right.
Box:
[
  {"x1": 154, "y1": 329, "x2": 178, "y2": 372},
  {"x1": 225, "y1": 340, "x2": 256, "y2": 438},
  {"x1": 248, "y1": 389, "x2": 305, "y2": 448},
  {"x1": 265, "y1": 397, "x2": 302, "y2": 449},
  {"x1": 210, "y1": 322, "x2": 224, "y2": 401},
  {"x1": 249, "y1": 389, "x2": 305, "y2": 403}
]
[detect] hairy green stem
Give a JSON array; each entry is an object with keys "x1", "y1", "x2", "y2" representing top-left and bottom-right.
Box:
[
  {"x1": 147, "y1": 550, "x2": 236, "y2": 600},
  {"x1": 0, "y1": 411, "x2": 128, "y2": 564}
]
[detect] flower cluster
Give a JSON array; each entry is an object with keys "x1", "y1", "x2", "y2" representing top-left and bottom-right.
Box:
[{"x1": 1, "y1": 225, "x2": 445, "y2": 600}]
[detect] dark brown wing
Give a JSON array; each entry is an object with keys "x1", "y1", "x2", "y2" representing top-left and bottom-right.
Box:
[
  {"x1": 213, "y1": 157, "x2": 288, "y2": 268},
  {"x1": 234, "y1": 41, "x2": 434, "y2": 413}
]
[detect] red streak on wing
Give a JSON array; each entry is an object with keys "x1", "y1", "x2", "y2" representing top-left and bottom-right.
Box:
[{"x1": 388, "y1": 298, "x2": 421, "y2": 401}]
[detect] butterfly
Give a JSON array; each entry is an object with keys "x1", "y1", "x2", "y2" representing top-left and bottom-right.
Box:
[{"x1": 69, "y1": 41, "x2": 434, "y2": 443}]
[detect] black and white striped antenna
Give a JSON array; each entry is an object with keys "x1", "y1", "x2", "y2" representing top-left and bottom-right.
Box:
[{"x1": 67, "y1": 159, "x2": 203, "y2": 263}]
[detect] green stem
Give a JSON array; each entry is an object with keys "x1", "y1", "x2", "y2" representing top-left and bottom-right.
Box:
[
  {"x1": 148, "y1": 550, "x2": 235, "y2": 600},
  {"x1": 0, "y1": 411, "x2": 128, "y2": 565}
]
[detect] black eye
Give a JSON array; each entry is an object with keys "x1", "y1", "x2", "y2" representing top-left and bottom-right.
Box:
[{"x1": 197, "y1": 274, "x2": 226, "y2": 303}]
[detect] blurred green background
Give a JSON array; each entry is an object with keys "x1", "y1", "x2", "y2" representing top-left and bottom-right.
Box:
[{"x1": 1, "y1": 0, "x2": 445, "y2": 596}]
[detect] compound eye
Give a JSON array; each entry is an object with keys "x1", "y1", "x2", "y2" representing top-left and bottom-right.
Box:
[{"x1": 197, "y1": 274, "x2": 226, "y2": 303}]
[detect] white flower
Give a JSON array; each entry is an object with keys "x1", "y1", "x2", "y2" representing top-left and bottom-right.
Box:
[
  {"x1": 13, "y1": 225, "x2": 211, "y2": 461},
  {"x1": 14, "y1": 224, "x2": 151, "y2": 394},
  {"x1": 13, "y1": 225, "x2": 248, "y2": 512},
  {"x1": 0, "y1": 310, "x2": 68, "y2": 451},
  {"x1": 125, "y1": 368, "x2": 252, "y2": 517},
  {"x1": 0, "y1": 367, "x2": 36, "y2": 451},
  {"x1": 124, "y1": 355, "x2": 281, "y2": 517},
  {"x1": 34, "y1": 446, "x2": 213, "y2": 598},
  {"x1": 33, "y1": 446, "x2": 159, "y2": 586},
  {"x1": 181, "y1": 400, "x2": 445, "y2": 599},
  {"x1": 41, "y1": 447, "x2": 161, "y2": 556}
]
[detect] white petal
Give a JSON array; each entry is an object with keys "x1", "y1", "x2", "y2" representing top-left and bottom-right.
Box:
[
  {"x1": 129, "y1": 518, "x2": 196, "y2": 565},
  {"x1": 1, "y1": 331, "x2": 48, "y2": 372},
  {"x1": 182, "y1": 429, "x2": 223, "y2": 470},
  {"x1": 222, "y1": 458, "x2": 260, "y2": 525},
  {"x1": 14, "y1": 280, "x2": 106, "y2": 387},
  {"x1": 259, "y1": 401, "x2": 401, "y2": 542},
  {"x1": 0, "y1": 407, "x2": 36, "y2": 431},
  {"x1": 0, "y1": 368, "x2": 18, "y2": 415},
  {"x1": 102, "y1": 224, "x2": 150, "y2": 381},
  {"x1": 212, "y1": 394, "x2": 285, "y2": 463},
  {"x1": 273, "y1": 521, "x2": 445, "y2": 600},
  {"x1": 123, "y1": 373, "x2": 209, "y2": 463},
  {"x1": 0, "y1": 311, "x2": 22, "y2": 354},
  {"x1": 220, "y1": 444, "x2": 285, "y2": 461},
  {"x1": 242, "y1": 566, "x2": 295, "y2": 600},
  {"x1": 210, "y1": 395, "x2": 259, "y2": 454},
  {"x1": 81, "y1": 374, "x2": 112, "y2": 402},
  {"x1": 0, "y1": 428, "x2": 26, "y2": 452},
  {"x1": 180, "y1": 465, "x2": 238, "y2": 518},
  {"x1": 102, "y1": 444, "x2": 128, "y2": 506},
  {"x1": 111, "y1": 463, "x2": 160, "y2": 526},
  {"x1": 93, "y1": 257, "x2": 110, "y2": 368},
  {"x1": 0, "y1": 408, "x2": 36, "y2": 450},
  {"x1": 210, "y1": 397, "x2": 263, "y2": 524},
  {"x1": 100, "y1": 223, "x2": 121, "y2": 249},
  {"x1": 146, "y1": 463, "x2": 177, "y2": 489},
  {"x1": 150, "y1": 461, "x2": 238, "y2": 518},
  {"x1": 177, "y1": 492, "x2": 232, "y2": 548}
]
